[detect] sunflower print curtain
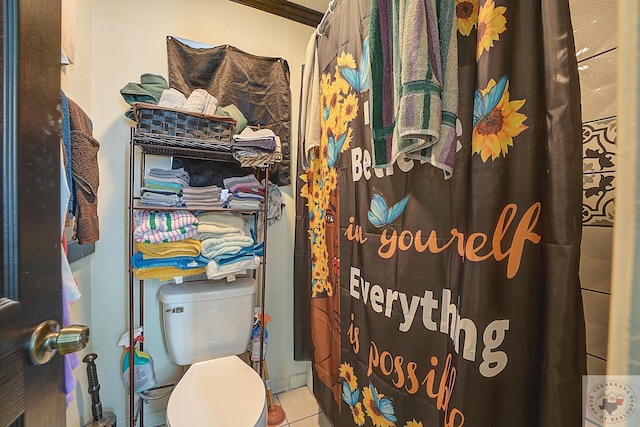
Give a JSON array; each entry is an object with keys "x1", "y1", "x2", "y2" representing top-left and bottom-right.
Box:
[{"x1": 293, "y1": 0, "x2": 586, "y2": 426}]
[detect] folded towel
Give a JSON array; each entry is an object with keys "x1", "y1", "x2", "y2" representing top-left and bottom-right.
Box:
[
  {"x1": 215, "y1": 104, "x2": 248, "y2": 133},
  {"x1": 223, "y1": 174, "x2": 261, "y2": 193},
  {"x1": 133, "y1": 265, "x2": 206, "y2": 280},
  {"x1": 131, "y1": 252, "x2": 209, "y2": 269},
  {"x1": 206, "y1": 255, "x2": 261, "y2": 281},
  {"x1": 137, "y1": 238, "x2": 201, "y2": 258},
  {"x1": 232, "y1": 127, "x2": 276, "y2": 141},
  {"x1": 214, "y1": 242, "x2": 264, "y2": 265},
  {"x1": 143, "y1": 180, "x2": 183, "y2": 193},
  {"x1": 232, "y1": 192, "x2": 264, "y2": 201},
  {"x1": 182, "y1": 185, "x2": 221, "y2": 195},
  {"x1": 144, "y1": 175, "x2": 189, "y2": 186},
  {"x1": 120, "y1": 73, "x2": 169, "y2": 120},
  {"x1": 134, "y1": 210, "x2": 198, "y2": 243},
  {"x1": 232, "y1": 139, "x2": 276, "y2": 152},
  {"x1": 200, "y1": 234, "x2": 256, "y2": 259},
  {"x1": 183, "y1": 88, "x2": 207, "y2": 113},
  {"x1": 147, "y1": 167, "x2": 190, "y2": 181},
  {"x1": 196, "y1": 211, "x2": 247, "y2": 237},
  {"x1": 140, "y1": 73, "x2": 170, "y2": 102},
  {"x1": 227, "y1": 200, "x2": 261, "y2": 210},
  {"x1": 183, "y1": 88, "x2": 219, "y2": 116},
  {"x1": 120, "y1": 82, "x2": 157, "y2": 106},
  {"x1": 232, "y1": 127, "x2": 277, "y2": 151},
  {"x1": 140, "y1": 192, "x2": 182, "y2": 207},
  {"x1": 158, "y1": 88, "x2": 187, "y2": 109}
]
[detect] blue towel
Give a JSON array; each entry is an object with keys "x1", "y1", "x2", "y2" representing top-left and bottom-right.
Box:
[
  {"x1": 214, "y1": 242, "x2": 264, "y2": 266},
  {"x1": 60, "y1": 91, "x2": 75, "y2": 217},
  {"x1": 144, "y1": 179, "x2": 183, "y2": 191},
  {"x1": 131, "y1": 252, "x2": 209, "y2": 270}
]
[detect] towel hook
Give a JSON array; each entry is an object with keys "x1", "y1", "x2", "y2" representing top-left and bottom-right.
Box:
[{"x1": 317, "y1": 0, "x2": 337, "y2": 38}]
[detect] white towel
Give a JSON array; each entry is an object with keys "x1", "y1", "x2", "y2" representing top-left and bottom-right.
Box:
[
  {"x1": 200, "y1": 234, "x2": 255, "y2": 259},
  {"x1": 232, "y1": 127, "x2": 276, "y2": 141},
  {"x1": 196, "y1": 211, "x2": 248, "y2": 238},
  {"x1": 158, "y1": 88, "x2": 187, "y2": 109},
  {"x1": 206, "y1": 255, "x2": 261, "y2": 281},
  {"x1": 184, "y1": 89, "x2": 218, "y2": 116}
]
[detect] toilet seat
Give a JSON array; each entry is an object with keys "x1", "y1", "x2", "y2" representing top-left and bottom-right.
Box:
[{"x1": 166, "y1": 355, "x2": 267, "y2": 427}]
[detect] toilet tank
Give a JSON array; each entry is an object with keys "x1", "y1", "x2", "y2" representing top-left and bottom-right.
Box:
[{"x1": 159, "y1": 278, "x2": 257, "y2": 366}]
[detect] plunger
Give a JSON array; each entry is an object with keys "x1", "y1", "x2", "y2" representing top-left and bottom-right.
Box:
[{"x1": 262, "y1": 359, "x2": 286, "y2": 426}]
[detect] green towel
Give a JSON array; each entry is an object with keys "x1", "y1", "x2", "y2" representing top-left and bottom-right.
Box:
[
  {"x1": 215, "y1": 104, "x2": 248, "y2": 133},
  {"x1": 120, "y1": 73, "x2": 169, "y2": 120},
  {"x1": 139, "y1": 73, "x2": 169, "y2": 102}
]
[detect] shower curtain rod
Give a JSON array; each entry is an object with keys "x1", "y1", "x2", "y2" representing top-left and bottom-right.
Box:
[{"x1": 228, "y1": 0, "x2": 324, "y2": 27}]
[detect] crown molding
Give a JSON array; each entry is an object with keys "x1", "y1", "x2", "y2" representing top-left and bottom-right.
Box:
[{"x1": 228, "y1": 0, "x2": 323, "y2": 27}]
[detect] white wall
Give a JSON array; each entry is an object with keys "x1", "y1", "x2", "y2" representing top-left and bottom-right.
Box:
[
  {"x1": 608, "y1": 0, "x2": 640, "y2": 374},
  {"x1": 63, "y1": 1, "x2": 314, "y2": 425},
  {"x1": 570, "y1": 0, "x2": 618, "y2": 376}
]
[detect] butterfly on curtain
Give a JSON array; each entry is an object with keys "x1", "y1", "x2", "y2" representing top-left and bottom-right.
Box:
[
  {"x1": 368, "y1": 382, "x2": 397, "y2": 423},
  {"x1": 339, "y1": 36, "x2": 370, "y2": 93},
  {"x1": 473, "y1": 75, "x2": 508, "y2": 128},
  {"x1": 342, "y1": 381, "x2": 360, "y2": 407},
  {"x1": 327, "y1": 131, "x2": 348, "y2": 168},
  {"x1": 367, "y1": 192, "x2": 409, "y2": 228}
]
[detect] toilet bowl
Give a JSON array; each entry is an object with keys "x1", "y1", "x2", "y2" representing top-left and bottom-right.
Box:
[
  {"x1": 166, "y1": 355, "x2": 267, "y2": 427},
  {"x1": 159, "y1": 279, "x2": 266, "y2": 427}
]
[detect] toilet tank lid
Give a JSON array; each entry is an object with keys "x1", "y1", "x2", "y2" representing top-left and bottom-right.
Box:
[{"x1": 159, "y1": 278, "x2": 257, "y2": 304}]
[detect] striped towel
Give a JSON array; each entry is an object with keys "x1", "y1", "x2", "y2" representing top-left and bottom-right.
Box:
[
  {"x1": 134, "y1": 210, "x2": 198, "y2": 243},
  {"x1": 369, "y1": 0, "x2": 458, "y2": 177},
  {"x1": 131, "y1": 252, "x2": 209, "y2": 270},
  {"x1": 223, "y1": 174, "x2": 261, "y2": 193}
]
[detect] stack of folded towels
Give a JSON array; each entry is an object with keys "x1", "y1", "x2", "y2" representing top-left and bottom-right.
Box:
[
  {"x1": 140, "y1": 168, "x2": 189, "y2": 207},
  {"x1": 132, "y1": 210, "x2": 207, "y2": 280},
  {"x1": 196, "y1": 211, "x2": 263, "y2": 281},
  {"x1": 181, "y1": 185, "x2": 223, "y2": 209},
  {"x1": 221, "y1": 174, "x2": 264, "y2": 210},
  {"x1": 231, "y1": 127, "x2": 278, "y2": 152}
]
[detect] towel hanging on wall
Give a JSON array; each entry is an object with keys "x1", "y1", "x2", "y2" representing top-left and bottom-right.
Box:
[{"x1": 166, "y1": 37, "x2": 292, "y2": 186}]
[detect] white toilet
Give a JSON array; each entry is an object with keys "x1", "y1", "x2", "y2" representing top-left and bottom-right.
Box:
[{"x1": 159, "y1": 278, "x2": 267, "y2": 427}]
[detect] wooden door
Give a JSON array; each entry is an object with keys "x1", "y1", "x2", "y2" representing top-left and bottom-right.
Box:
[{"x1": 0, "y1": 0, "x2": 69, "y2": 425}]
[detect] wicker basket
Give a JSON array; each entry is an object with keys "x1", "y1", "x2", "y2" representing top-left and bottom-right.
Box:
[{"x1": 132, "y1": 102, "x2": 236, "y2": 151}]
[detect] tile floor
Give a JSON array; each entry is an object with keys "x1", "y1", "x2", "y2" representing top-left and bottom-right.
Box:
[
  {"x1": 153, "y1": 384, "x2": 330, "y2": 427},
  {"x1": 271, "y1": 386, "x2": 332, "y2": 427}
]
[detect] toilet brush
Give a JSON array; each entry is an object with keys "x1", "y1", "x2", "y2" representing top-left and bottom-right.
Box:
[{"x1": 262, "y1": 359, "x2": 286, "y2": 426}]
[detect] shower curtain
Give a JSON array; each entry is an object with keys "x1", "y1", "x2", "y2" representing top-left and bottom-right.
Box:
[{"x1": 294, "y1": 0, "x2": 586, "y2": 426}]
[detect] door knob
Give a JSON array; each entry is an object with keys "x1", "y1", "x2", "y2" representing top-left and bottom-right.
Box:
[{"x1": 28, "y1": 320, "x2": 90, "y2": 365}]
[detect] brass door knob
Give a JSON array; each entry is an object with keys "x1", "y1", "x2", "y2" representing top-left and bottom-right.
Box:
[{"x1": 28, "y1": 320, "x2": 90, "y2": 365}]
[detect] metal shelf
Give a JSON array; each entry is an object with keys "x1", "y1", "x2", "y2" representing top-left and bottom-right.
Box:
[{"x1": 127, "y1": 133, "x2": 273, "y2": 427}]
